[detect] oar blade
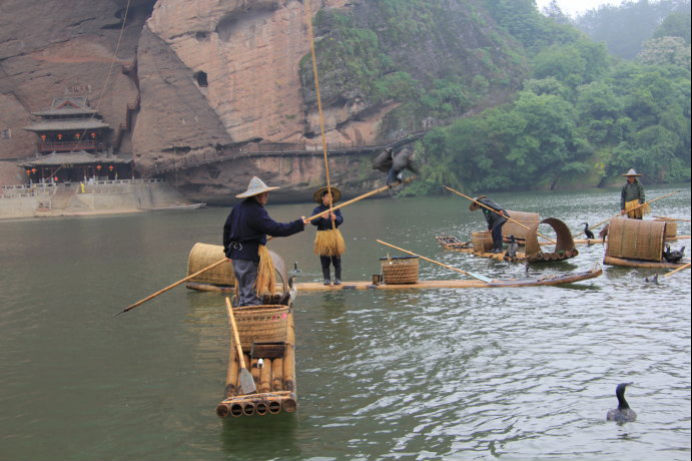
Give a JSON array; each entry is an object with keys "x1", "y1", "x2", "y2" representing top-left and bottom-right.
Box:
[
  {"x1": 239, "y1": 368, "x2": 257, "y2": 395},
  {"x1": 469, "y1": 272, "x2": 492, "y2": 283}
]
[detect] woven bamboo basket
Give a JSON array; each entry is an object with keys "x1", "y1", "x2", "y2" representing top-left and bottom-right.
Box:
[
  {"x1": 379, "y1": 256, "x2": 419, "y2": 284},
  {"x1": 471, "y1": 230, "x2": 493, "y2": 253},
  {"x1": 605, "y1": 218, "x2": 665, "y2": 262},
  {"x1": 502, "y1": 210, "x2": 539, "y2": 241},
  {"x1": 234, "y1": 304, "x2": 290, "y2": 351},
  {"x1": 187, "y1": 242, "x2": 235, "y2": 286},
  {"x1": 654, "y1": 218, "x2": 677, "y2": 239}
]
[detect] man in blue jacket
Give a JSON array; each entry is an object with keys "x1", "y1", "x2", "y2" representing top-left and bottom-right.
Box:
[{"x1": 223, "y1": 177, "x2": 306, "y2": 306}]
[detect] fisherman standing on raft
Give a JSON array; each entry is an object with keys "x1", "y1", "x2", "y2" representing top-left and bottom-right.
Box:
[
  {"x1": 310, "y1": 186, "x2": 345, "y2": 286},
  {"x1": 469, "y1": 196, "x2": 509, "y2": 254},
  {"x1": 223, "y1": 176, "x2": 307, "y2": 306},
  {"x1": 620, "y1": 168, "x2": 647, "y2": 219}
]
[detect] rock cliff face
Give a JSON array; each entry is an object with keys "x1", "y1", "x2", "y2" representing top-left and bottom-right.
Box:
[{"x1": 1, "y1": 0, "x2": 523, "y2": 203}]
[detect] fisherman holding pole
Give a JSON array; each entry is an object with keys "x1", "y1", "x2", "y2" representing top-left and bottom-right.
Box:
[
  {"x1": 223, "y1": 176, "x2": 307, "y2": 306},
  {"x1": 310, "y1": 186, "x2": 345, "y2": 286},
  {"x1": 468, "y1": 195, "x2": 509, "y2": 253},
  {"x1": 620, "y1": 168, "x2": 647, "y2": 219}
]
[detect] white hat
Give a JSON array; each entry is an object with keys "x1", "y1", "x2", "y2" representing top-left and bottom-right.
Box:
[
  {"x1": 623, "y1": 168, "x2": 641, "y2": 177},
  {"x1": 235, "y1": 176, "x2": 280, "y2": 198}
]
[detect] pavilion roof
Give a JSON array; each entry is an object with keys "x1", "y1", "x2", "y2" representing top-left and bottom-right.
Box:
[{"x1": 23, "y1": 119, "x2": 111, "y2": 132}]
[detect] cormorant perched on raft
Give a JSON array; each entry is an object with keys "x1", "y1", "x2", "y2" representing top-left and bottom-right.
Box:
[
  {"x1": 372, "y1": 145, "x2": 419, "y2": 185},
  {"x1": 663, "y1": 245, "x2": 685, "y2": 263},
  {"x1": 506, "y1": 235, "x2": 518, "y2": 259},
  {"x1": 582, "y1": 222, "x2": 595, "y2": 240},
  {"x1": 607, "y1": 383, "x2": 637, "y2": 423}
]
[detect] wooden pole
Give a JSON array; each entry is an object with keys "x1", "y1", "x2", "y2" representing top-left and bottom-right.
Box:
[
  {"x1": 305, "y1": 177, "x2": 415, "y2": 222},
  {"x1": 586, "y1": 190, "x2": 680, "y2": 232},
  {"x1": 443, "y1": 185, "x2": 557, "y2": 245},
  {"x1": 654, "y1": 216, "x2": 690, "y2": 223},
  {"x1": 116, "y1": 257, "x2": 228, "y2": 316},
  {"x1": 663, "y1": 262, "x2": 691, "y2": 278},
  {"x1": 226, "y1": 297, "x2": 257, "y2": 394},
  {"x1": 376, "y1": 239, "x2": 492, "y2": 283}
]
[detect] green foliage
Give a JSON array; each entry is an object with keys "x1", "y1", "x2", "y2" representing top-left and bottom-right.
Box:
[
  {"x1": 653, "y1": 10, "x2": 691, "y2": 44},
  {"x1": 638, "y1": 36, "x2": 691, "y2": 69}
]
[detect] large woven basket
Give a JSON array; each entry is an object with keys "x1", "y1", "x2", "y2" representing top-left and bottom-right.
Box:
[
  {"x1": 502, "y1": 210, "x2": 539, "y2": 241},
  {"x1": 654, "y1": 218, "x2": 677, "y2": 239},
  {"x1": 471, "y1": 230, "x2": 493, "y2": 253},
  {"x1": 187, "y1": 242, "x2": 235, "y2": 286},
  {"x1": 605, "y1": 218, "x2": 665, "y2": 261},
  {"x1": 379, "y1": 256, "x2": 419, "y2": 284},
  {"x1": 233, "y1": 305, "x2": 290, "y2": 350}
]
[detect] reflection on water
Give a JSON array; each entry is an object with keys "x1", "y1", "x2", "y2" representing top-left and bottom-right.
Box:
[{"x1": 0, "y1": 185, "x2": 689, "y2": 460}]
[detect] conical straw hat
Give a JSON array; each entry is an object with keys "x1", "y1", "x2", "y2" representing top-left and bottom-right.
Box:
[
  {"x1": 622, "y1": 168, "x2": 641, "y2": 177},
  {"x1": 312, "y1": 186, "x2": 342, "y2": 204},
  {"x1": 469, "y1": 195, "x2": 487, "y2": 211},
  {"x1": 236, "y1": 176, "x2": 280, "y2": 198}
]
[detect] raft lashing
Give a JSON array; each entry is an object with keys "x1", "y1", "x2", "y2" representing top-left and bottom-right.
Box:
[
  {"x1": 604, "y1": 218, "x2": 689, "y2": 268},
  {"x1": 217, "y1": 307, "x2": 297, "y2": 418}
]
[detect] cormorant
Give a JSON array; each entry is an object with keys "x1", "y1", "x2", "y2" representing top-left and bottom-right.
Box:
[
  {"x1": 506, "y1": 235, "x2": 518, "y2": 259},
  {"x1": 372, "y1": 145, "x2": 418, "y2": 185},
  {"x1": 663, "y1": 245, "x2": 685, "y2": 263},
  {"x1": 606, "y1": 383, "x2": 637, "y2": 423},
  {"x1": 582, "y1": 222, "x2": 595, "y2": 240},
  {"x1": 599, "y1": 224, "x2": 609, "y2": 243}
]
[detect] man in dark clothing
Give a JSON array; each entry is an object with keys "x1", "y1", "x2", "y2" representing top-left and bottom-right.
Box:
[
  {"x1": 469, "y1": 195, "x2": 509, "y2": 253},
  {"x1": 620, "y1": 168, "x2": 646, "y2": 219},
  {"x1": 223, "y1": 176, "x2": 306, "y2": 306}
]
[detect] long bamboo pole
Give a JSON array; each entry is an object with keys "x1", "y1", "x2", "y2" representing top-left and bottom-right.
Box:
[
  {"x1": 654, "y1": 216, "x2": 690, "y2": 223},
  {"x1": 586, "y1": 190, "x2": 680, "y2": 232},
  {"x1": 663, "y1": 262, "x2": 691, "y2": 278},
  {"x1": 444, "y1": 185, "x2": 557, "y2": 244},
  {"x1": 116, "y1": 258, "x2": 228, "y2": 316},
  {"x1": 306, "y1": 177, "x2": 414, "y2": 222},
  {"x1": 376, "y1": 239, "x2": 492, "y2": 283}
]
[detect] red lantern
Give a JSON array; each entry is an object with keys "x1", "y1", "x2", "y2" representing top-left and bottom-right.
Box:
[
  {"x1": 57, "y1": 133, "x2": 63, "y2": 140},
  {"x1": 96, "y1": 164, "x2": 102, "y2": 171},
  {"x1": 26, "y1": 169, "x2": 31, "y2": 175},
  {"x1": 31, "y1": 168, "x2": 37, "y2": 174},
  {"x1": 108, "y1": 165, "x2": 114, "y2": 171},
  {"x1": 54, "y1": 176, "x2": 58, "y2": 182}
]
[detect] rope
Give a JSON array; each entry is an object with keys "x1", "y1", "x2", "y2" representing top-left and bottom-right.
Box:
[{"x1": 304, "y1": 0, "x2": 336, "y2": 229}]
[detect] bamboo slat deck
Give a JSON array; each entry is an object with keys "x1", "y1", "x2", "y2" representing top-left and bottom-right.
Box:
[
  {"x1": 603, "y1": 256, "x2": 690, "y2": 269},
  {"x1": 295, "y1": 267, "x2": 602, "y2": 291},
  {"x1": 216, "y1": 311, "x2": 297, "y2": 418}
]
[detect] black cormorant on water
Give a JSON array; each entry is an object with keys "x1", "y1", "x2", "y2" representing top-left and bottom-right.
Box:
[
  {"x1": 607, "y1": 383, "x2": 637, "y2": 423},
  {"x1": 582, "y1": 222, "x2": 595, "y2": 240}
]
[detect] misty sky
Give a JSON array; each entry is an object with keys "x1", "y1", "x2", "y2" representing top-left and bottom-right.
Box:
[{"x1": 536, "y1": 0, "x2": 626, "y2": 17}]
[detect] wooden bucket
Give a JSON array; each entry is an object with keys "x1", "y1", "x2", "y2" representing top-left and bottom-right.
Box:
[
  {"x1": 654, "y1": 218, "x2": 677, "y2": 239},
  {"x1": 605, "y1": 218, "x2": 665, "y2": 262},
  {"x1": 471, "y1": 230, "x2": 493, "y2": 253},
  {"x1": 502, "y1": 210, "x2": 539, "y2": 241},
  {"x1": 379, "y1": 256, "x2": 419, "y2": 284},
  {"x1": 187, "y1": 242, "x2": 235, "y2": 286},
  {"x1": 234, "y1": 305, "x2": 290, "y2": 351}
]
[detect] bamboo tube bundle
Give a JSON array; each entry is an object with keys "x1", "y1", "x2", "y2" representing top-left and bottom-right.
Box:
[
  {"x1": 379, "y1": 256, "x2": 420, "y2": 284},
  {"x1": 271, "y1": 358, "x2": 284, "y2": 391},
  {"x1": 502, "y1": 210, "x2": 539, "y2": 242},
  {"x1": 606, "y1": 218, "x2": 666, "y2": 262},
  {"x1": 471, "y1": 231, "x2": 493, "y2": 253},
  {"x1": 234, "y1": 305, "x2": 290, "y2": 351},
  {"x1": 314, "y1": 228, "x2": 346, "y2": 256},
  {"x1": 187, "y1": 242, "x2": 235, "y2": 286},
  {"x1": 283, "y1": 319, "x2": 296, "y2": 393}
]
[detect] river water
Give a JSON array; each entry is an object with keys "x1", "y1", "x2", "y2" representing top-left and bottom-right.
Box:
[{"x1": 1, "y1": 185, "x2": 690, "y2": 461}]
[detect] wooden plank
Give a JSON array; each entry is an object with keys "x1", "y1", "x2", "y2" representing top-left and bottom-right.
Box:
[{"x1": 294, "y1": 268, "x2": 601, "y2": 291}]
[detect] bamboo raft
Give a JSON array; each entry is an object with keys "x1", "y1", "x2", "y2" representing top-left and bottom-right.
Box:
[
  {"x1": 295, "y1": 266, "x2": 602, "y2": 291},
  {"x1": 216, "y1": 308, "x2": 297, "y2": 418},
  {"x1": 603, "y1": 218, "x2": 689, "y2": 269},
  {"x1": 436, "y1": 216, "x2": 579, "y2": 263}
]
